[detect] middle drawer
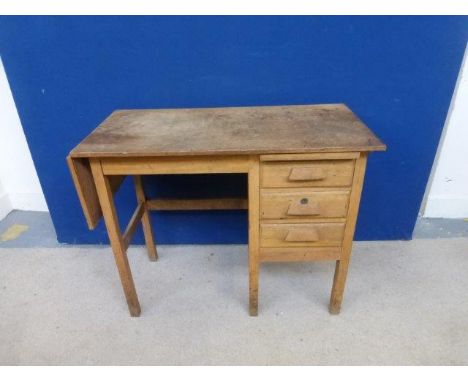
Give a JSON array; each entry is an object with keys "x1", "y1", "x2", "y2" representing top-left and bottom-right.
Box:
[{"x1": 261, "y1": 189, "x2": 350, "y2": 220}]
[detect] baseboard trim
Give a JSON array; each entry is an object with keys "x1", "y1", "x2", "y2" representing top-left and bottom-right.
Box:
[
  {"x1": 424, "y1": 195, "x2": 468, "y2": 218},
  {"x1": 8, "y1": 192, "x2": 48, "y2": 212},
  {"x1": 0, "y1": 192, "x2": 13, "y2": 220}
]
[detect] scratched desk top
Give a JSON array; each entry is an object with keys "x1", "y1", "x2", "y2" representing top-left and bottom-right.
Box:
[{"x1": 70, "y1": 104, "x2": 385, "y2": 158}]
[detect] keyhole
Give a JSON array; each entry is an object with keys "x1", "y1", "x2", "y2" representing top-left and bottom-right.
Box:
[{"x1": 300, "y1": 198, "x2": 308, "y2": 205}]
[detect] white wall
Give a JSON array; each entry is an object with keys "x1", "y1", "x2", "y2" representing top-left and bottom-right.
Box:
[
  {"x1": 423, "y1": 45, "x2": 468, "y2": 218},
  {"x1": 0, "y1": 57, "x2": 48, "y2": 220}
]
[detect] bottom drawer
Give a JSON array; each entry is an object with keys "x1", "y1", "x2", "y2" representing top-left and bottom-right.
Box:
[
  {"x1": 260, "y1": 247, "x2": 341, "y2": 262},
  {"x1": 260, "y1": 222, "x2": 345, "y2": 247}
]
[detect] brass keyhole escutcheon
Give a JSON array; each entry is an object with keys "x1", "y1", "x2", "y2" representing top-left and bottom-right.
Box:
[{"x1": 300, "y1": 198, "x2": 308, "y2": 205}]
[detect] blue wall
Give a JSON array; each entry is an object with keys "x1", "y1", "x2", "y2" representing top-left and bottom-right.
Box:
[{"x1": 0, "y1": 16, "x2": 467, "y2": 244}]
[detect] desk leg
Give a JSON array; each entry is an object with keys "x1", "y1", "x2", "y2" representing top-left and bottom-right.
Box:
[
  {"x1": 248, "y1": 157, "x2": 260, "y2": 316},
  {"x1": 330, "y1": 258, "x2": 350, "y2": 314},
  {"x1": 133, "y1": 176, "x2": 158, "y2": 262},
  {"x1": 90, "y1": 160, "x2": 141, "y2": 317},
  {"x1": 330, "y1": 154, "x2": 367, "y2": 314}
]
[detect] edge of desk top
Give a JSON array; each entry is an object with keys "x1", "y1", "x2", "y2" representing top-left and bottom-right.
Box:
[{"x1": 69, "y1": 104, "x2": 386, "y2": 158}]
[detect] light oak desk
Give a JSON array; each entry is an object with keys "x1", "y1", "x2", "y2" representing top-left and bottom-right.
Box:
[{"x1": 67, "y1": 104, "x2": 385, "y2": 317}]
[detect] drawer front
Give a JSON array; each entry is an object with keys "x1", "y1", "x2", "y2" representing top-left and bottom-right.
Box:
[
  {"x1": 260, "y1": 222, "x2": 345, "y2": 247},
  {"x1": 261, "y1": 189, "x2": 350, "y2": 220},
  {"x1": 261, "y1": 160, "x2": 354, "y2": 188}
]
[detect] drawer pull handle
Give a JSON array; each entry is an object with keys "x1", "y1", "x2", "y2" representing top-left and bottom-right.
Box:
[
  {"x1": 288, "y1": 167, "x2": 326, "y2": 181},
  {"x1": 287, "y1": 201, "x2": 321, "y2": 216},
  {"x1": 285, "y1": 229, "x2": 319, "y2": 242}
]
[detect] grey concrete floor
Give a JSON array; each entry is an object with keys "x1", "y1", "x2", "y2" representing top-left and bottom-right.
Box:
[
  {"x1": 1, "y1": 239, "x2": 468, "y2": 365},
  {"x1": 413, "y1": 216, "x2": 468, "y2": 239},
  {"x1": 0, "y1": 210, "x2": 57, "y2": 248},
  {"x1": 1, "y1": 210, "x2": 468, "y2": 365}
]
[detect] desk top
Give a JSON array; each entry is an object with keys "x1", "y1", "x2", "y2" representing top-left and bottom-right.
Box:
[{"x1": 70, "y1": 104, "x2": 385, "y2": 158}]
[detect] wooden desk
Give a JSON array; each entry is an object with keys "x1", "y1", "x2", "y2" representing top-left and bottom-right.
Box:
[{"x1": 67, "y1": 104, "x2": 385, "y2": 317}]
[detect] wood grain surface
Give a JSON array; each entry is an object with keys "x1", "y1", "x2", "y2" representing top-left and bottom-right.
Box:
[{"x1": 70, "y1": 104, "x2": 385, "y2": 158}]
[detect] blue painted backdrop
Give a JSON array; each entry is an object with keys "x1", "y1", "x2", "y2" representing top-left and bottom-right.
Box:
[{"x1": 0, "y1": 16, "x2": 467, "y2": 243}]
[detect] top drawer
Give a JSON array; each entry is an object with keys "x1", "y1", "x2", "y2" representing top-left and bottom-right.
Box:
[{"x1": 261, "y1": 160, "x2": 355, "y2": 188}]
